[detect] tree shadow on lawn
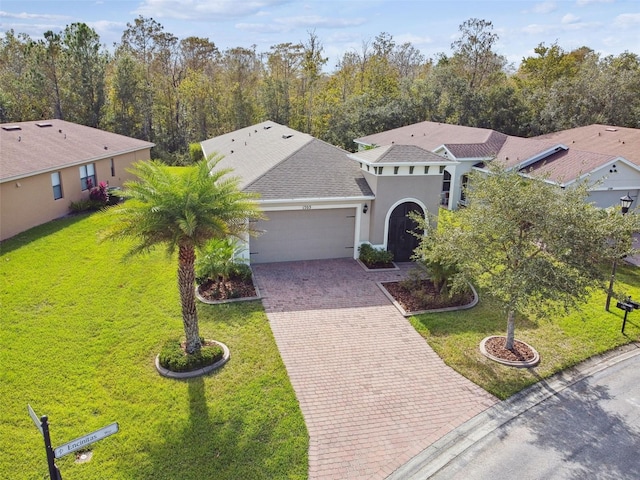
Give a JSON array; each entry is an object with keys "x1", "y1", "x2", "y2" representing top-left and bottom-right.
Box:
[
  {"x1": 411, "y1": 294, "x2": 540, "y2": 337},
  {"x1": 0, "y1": 213, "x2": 90, "y2": 255},
  {"x1": 119, "y1": 376, "x2": 303, "y2": 479}
]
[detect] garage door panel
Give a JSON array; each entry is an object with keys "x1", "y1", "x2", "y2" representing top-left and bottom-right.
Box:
[{"x1": 251, "y1": 208, "x2": 355, "y2": 263}]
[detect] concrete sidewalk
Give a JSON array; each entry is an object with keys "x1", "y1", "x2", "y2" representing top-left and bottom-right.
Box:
[{"x1": 253, "y1": 259, "x2": 497, "y2": 479}]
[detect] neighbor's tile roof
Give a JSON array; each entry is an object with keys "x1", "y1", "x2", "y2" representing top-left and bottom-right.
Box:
[
  {"x1": 202, "y1": 121, "x2": 373, "y2": 200},
  {"x1": 533, "y1": 124, "x2": 640, "y2": 167},
  {"x1": 522, "y1": 149, "x2": 617, "y2": 185},
  {"x1": 444, "y1": 131, "x2": 508, "y2": 158},
  {"x1": 0, "y1": 119, "x2": 154, "y2": 182},
  {"x1": 350, "y1": 144, "x2": 447, "y2": 164},
  {"x1": 355, "y1": 121, "x2": 498, "y2": 151},
  {"x1": 245, "y1": 139, "x2": 373, "y2": 200}
]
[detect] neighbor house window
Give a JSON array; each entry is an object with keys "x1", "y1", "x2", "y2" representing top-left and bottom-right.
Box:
[
  {"x1": 110, "y1": 158, "x2": 115, "y2": 177},
  {"x1": 394, "y1": 166, "x2": 399, "y2": 174},
  {"x1": 424, "y1": 166, "x2": 430, "y2": 174},
  {"x1": 80, "y1": 164, "x2": 96, "y2": 190},
  {"x1": 51, "y1": 172, "x2": 63, "y2": 200},
  {"x1": 409, "y1": 166, "x2": 414, "y2": 174}
]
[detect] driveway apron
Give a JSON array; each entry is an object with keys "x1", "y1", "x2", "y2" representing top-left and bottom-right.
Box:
[{"x1": 252, "y1": 258, "x2": 497, "y2": 479}]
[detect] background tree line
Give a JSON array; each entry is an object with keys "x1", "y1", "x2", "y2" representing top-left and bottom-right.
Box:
[{"x1": 1, "y1": 17, "x2": 639, "y2": 162}]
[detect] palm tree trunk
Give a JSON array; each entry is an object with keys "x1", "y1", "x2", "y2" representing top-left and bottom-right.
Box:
[
  {"x1": 505, "y1": 309, "x2": 516, "y2": 350},
  {"x1": 178, "y1": 243, "x2": 202, "y2": 354}
]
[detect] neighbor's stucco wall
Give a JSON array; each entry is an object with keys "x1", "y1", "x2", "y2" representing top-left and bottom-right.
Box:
[
  {"x1": 0, "y1": 149, "x2": 150, "y2": 241},
  {"x1": 365, "y1": 173, "x2": 443, "y2": 246}
]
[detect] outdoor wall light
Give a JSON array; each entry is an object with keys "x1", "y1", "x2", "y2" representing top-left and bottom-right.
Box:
[
  {"x1": 620, "y1": 193, "x2": 634, "y2": 214},
  {"x1": 363, "y1": 203, "x2": 369, "y2": 214}
]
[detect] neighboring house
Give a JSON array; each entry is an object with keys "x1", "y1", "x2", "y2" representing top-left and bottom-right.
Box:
[
  {"x1": 356, "y1": 122, "x2": 640, "y2": 211},
  {"x1": 203, "y1": 120, "x2": 639, "y2": 264},
  {"x1": 0, "y1": 120, "x2": 154, "y2": 241}
]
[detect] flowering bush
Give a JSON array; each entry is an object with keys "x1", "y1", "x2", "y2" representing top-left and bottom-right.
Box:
[{"x1": 89, "y1": 180, "x2": 109, "y2": 204}]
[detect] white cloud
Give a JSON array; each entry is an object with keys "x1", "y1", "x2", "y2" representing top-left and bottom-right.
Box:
[
  {"x1": 134, "y1": 0, "x2": 290, "y2": 20},
  {"x1": 531, "y1": 2, "x2": 557, "y2": 14},
  {"x1": 576, "y1": 0, "x2": 613, "y2": 6},
  {"x1": 0, "y1": 10, "x2": 71, "y2": 21},
  {"x1": 522, "y1": 23, "x2": 554, "y2": 35},
  {"x1": 274, "y1": 15, "x2": 366, "y2": 29},
  {"x1": 395, "y1": 33, "x2": 433, "y2": 46},
  {"x1": 235, "y1": 22, "x2": 287, "y2": 33},
  {"x1": 614, "y1": 13, "x2": 640, "y2": 28},
  {"x1": 561, "y1": 13, "x2": 580, "y2": 24}
]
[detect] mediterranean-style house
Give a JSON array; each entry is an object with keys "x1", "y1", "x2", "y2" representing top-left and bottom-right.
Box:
[
  {"x1": 202, "y1": 121, "x2": 640, "y2": 264},
  {"x1": 0, "y1": 120, "x2": 154, "y2": 241}
]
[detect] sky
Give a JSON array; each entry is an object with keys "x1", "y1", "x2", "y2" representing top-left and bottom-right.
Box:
[{"x1": 1, "y1": 0, "x2": 638, "y2": 70}]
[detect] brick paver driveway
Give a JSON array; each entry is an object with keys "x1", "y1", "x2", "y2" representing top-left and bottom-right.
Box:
[{"x1": 252, "y1": 258, "x2": 497, "y2": 479}]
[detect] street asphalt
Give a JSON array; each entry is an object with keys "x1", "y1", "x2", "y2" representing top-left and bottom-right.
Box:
[{"x1": 388, "y1": 342, "x2": 640, "y2": 479}]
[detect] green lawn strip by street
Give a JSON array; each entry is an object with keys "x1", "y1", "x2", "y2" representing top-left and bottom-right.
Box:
[
  {"x1": 409, "y1": 265, "x2": 640, "y2": 400},
  {"x1": 0, "y1": 213, "x2": 307, "y2": 479}
]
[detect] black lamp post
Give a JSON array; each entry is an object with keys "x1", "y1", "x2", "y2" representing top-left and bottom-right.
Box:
[{"x1": 605, "y1": 193, "x2": 634, "y2": 311}]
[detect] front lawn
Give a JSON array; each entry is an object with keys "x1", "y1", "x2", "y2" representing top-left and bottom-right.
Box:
[
  {"x1": 0, "y1": 213, "x2": 307, "y2": 479},
  {"x1": 410, "y1": 265, "x2": 640, "y2": 399}
]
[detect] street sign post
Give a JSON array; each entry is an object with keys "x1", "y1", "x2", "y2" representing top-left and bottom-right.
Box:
[
  {"x1": 28, "y1": 404, "x2": 43, "y2": 435},
  {"x1": 27, "y1": 405, "x2": 61, "y2": 480},
  {"x1": 28, "y1": 404, "x2": 119, "y2": 479},
  {"x1": 54, "y1": 422, "x2": 119, "y2": 459}
]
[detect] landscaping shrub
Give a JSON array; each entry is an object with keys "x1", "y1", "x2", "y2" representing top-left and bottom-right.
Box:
[
  {"x1": 358, "y1": 243, "x2": 394, "y2": 267},
  {"x1": 158, "y1": 338, "x2": 223, "y2": 372}
]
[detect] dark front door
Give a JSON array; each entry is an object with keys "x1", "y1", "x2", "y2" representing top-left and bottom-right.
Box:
[{"x1": 387, "y1": 202, "x2": 423, "y2": 262}]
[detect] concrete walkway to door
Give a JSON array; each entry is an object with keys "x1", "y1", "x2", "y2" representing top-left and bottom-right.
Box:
[{"x1": 252, "y1": 259, "x2": 498, "y2": 479}]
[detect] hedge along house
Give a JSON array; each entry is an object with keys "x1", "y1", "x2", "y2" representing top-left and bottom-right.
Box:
[
  {"x1": 355, "y1": 122, "x2": 640, "y2": 213},
  {"x1": 0, "y1": 119, "x2": 154, "y2": 241},
  {"x1": 200, "y1": 121, "x2": 456, "y2": 263}
]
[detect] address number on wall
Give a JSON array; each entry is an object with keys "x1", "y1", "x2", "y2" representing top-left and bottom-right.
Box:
[{"x1": 302, "y1": 205, "x2": 312, "y2": 210}]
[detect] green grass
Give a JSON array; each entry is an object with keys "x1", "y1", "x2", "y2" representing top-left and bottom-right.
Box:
[
  {"x1": 0, "y1": 213, "x2": 307, "y2": 479},
  {"x1": 409, "y1": 266, "x2": 640, "y2": 399}
]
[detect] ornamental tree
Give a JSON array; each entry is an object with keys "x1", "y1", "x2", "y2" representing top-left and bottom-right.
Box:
[
  {"x1": 101, "y1": 156, "x2": 263, "y2": 354},
  {"x1": 414, "y1": 163, "x2": 638, "y2": 350}
]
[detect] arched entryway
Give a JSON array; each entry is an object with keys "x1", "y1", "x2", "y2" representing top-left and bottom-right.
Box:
[{"x1": 387, "y1": 202, "x2": 424, "y2": 262}]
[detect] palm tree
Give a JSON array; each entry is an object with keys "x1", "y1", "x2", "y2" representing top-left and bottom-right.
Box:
[{"x1": 102, "y1": 156, "x2": 263, "y2": 354}]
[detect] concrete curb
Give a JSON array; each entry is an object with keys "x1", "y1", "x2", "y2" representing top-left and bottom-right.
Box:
[{"x1": 386, "y1": 342, "x2": 640, "y2": 479}]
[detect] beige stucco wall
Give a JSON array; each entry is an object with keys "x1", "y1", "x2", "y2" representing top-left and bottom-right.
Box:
[
  {"x1": 0, "y1": 149, "x2": 150, "y2": 241},
  {"x1": 364, "y1": 172, "x2": 443, "y2": 246}
]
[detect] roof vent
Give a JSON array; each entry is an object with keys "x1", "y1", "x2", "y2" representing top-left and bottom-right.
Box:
[
  {"x1": 282, "y1": 134, "x2": 293, "y2": 139},
  {"x1": 264, "y1": 126, "x2": 272, "y2": 130},
  {"x1": 36, "y1": 122, "x2": 52, "y2": 127},
  {"x1": 2, "y1": 125, "x2": 21, "y2": 131},
  {"x1": 104, "y1": 146, "x2": 108, "y2": 150},
  {"x1": 606, "y1": 128, "x2": 618, "y2": 132}
]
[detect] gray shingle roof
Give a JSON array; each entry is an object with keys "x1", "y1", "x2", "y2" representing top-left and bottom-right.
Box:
[
  {"x1": 201, "y1": 122, "x2": 373, "y2": 201},
  {"x1": 245, "y1": 138, "x2": 373, "y2": 200},
  {"x1": 0, "y1": 119, "x2": 154, "y2": 182},
  {"x1": 350, "y1": 144, "x2": 447, "y2": 164},
  {"x1": 200, "y1": 121, "x2": 314, "y2": 189}
]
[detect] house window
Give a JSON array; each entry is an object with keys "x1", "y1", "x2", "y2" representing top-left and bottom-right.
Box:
[
  {"x1": 409, "y1": 166, "x2": 414, "y2": 174},
  {"x1": 51, "y1": 172, "x2": 63, "y2": 200},
  {"x1": 394, "y1": 166, "x2": 399, "y2": 174},
  {"x1": 424, "y1": 166, "x2": 430, "y2": 174},
  {"x1": 110, "y1": 158, "x2": 115, "y2": 177},
  {"x1": 80, "y1": 164, "x2": 96, "y2": 190}
]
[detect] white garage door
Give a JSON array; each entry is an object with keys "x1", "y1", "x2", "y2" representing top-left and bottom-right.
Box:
[{"x1": 250, "y1": 208, "x2": 356, "y2": 263}]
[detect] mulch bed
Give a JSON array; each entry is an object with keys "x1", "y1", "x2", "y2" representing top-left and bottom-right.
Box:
[
  {"x1": 198, "y1": 276, "x2": 257, "y2": 301},
  {"x1": 363, "y1": 261, "x2": 395, "y2": 269},
  {"x1": 484, "y1": 336, "x2": 536, "y2": 362},
  {"x1": 383, "y1": 279, "x2": 473, "y2": 312}
]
